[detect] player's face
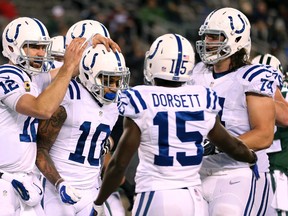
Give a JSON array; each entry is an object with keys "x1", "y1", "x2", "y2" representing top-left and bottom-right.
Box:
[
  {"x1": 23, "y1": 44, "x2": 47, "y2": 68},
  {"x1": 204, "y1": 33, "x2": 225, "y2": 52},
  {"x1": 102, "y1": 75, "x2": 121, "y2": 94}
]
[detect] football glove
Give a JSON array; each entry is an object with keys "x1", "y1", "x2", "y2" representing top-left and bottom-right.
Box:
[
  {"x1": 0, "y1": 171, "x2": 43, "y2": 206},
  {"x1": 101, "y1": 137, "x2": 114, "y2": 156},
  {"x1": 58, "y1": 181, "x2": 81, "y2": 204},
  {"x1": 120, "y1": 180, "x2": 135, "y2": 211},
  {"x1": 202, "y1": 139, "x2": 216, "y2": 156},
  {"x1": 90, "y1": 203, "x2": 105, "y2": 216},
  {"x1": 249, "y1": 150, "x2": 259, "y2": 180}
]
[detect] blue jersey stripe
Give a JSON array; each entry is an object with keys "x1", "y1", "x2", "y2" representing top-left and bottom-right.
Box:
[
  {"x1": 0, "y1": 66, "x2": 25, "y2": 82},
  {"x1": 242, "y1": 65, "x2": 274, "y2": 82},
  {"x1": 247, "y1": 68, "x2": 272, "y2": 82},
  {"x1": 123, "y1": 89, "x2": 147, "y2": 114},
  {"x1": 242, "y1": 65, "x2": 261, "y2": 79},
  {"x1": 206, "y1": 88, "x2": 212, "y2": 109},
  {"x1": 123, "y1": 90, "x2": 140, "y2": 114},
  {"x1": 68, "y1": 79, "x2": 81, "y2": 100},
  {"x1": 130, "y1": 89, "x2": 147, "y2": 110}
]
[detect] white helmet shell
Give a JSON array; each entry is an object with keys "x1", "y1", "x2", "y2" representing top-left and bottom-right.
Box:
[
  {"x1": 66, "y1": 20, "x2": 110, "y2": 46},
  {"x1": 144, "y1": 33, "x2": 195, "y2": 84}
]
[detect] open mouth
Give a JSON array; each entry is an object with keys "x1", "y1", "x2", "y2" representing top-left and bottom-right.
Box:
[{"x1": 31, "y1": 60, "x2": 43, "y2": 68}]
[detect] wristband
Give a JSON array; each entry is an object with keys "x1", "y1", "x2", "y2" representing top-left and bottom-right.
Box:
[{"x1": 55, "y1": 177, "x2": 64, "y2": 190}]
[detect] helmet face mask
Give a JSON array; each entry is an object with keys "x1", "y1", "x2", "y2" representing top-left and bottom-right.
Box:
[
  {"x1": 2, "y1": 17, "x2": 53, "y2": 75},
  {"x1": 196, "y1": 7, "x2": 251, "y2": 64},
  {"x1": 79, "y1": 44, "x2": 130, "y2": 105},
  {"x1": 144, "y1": 33, "x2": 195, "y2": 85}
]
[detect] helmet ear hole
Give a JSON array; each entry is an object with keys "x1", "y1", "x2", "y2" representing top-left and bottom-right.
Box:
[
  {"x1": 84, "y1": 72, "x2": 89, "y2": 80},
  {"x1": 235, "y1": 36, "x2": 241, "y2": 43},
  {"x1": 8, "y1": 45, "x2": 14, "y2": 52}
]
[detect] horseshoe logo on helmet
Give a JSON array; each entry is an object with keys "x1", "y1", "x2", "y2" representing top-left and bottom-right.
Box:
[
  {"x1": 6, "y1": 24, "x2": 21, "y2": 43},
  {"x1": 71, "y1": 23, "x2": 87, "y2": 40},
  {"x1": 148, "y1": 40, "x2": 163, "y2": 59},
  {"x1": 82, "y1": 52, "x2": 98, "y2": 71},
  {"x1": 228, "y1": 14, "x2": 245, "y2": 34}
]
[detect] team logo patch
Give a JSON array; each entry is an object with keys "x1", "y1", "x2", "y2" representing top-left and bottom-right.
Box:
[{"x1": 24, "y1": 81, "x2": 30, "y2": 92}]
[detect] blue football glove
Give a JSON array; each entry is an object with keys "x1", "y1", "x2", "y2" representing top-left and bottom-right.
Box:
[
  {"x1": 250, "y1": 163, "x2": 260, "y2": 180},
  {"x1": 90, "y1": 203, "x2": 105, "y2": 216},
  {"x1": 58, "y1": 181, "x2": 81, "y2": 204},
  {"x1": 0, "y1": 171, "x2": 43, "y2": 206},
  {"x1": 11, "y1": 179, "x2": 30, "y2": 201},
  {"x1": 249, "y1": 150, "x2": 259, "y2": 180}
]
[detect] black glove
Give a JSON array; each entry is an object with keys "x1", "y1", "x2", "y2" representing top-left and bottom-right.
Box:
[
  {"x1": 202, "y1": 139, "x2": 217, "y2": 156},
  {"x1": 120, "y1": 180, "x2": 135, "y2": 211},
  {"x1": 101, "y1": 138, "x2": 112, "y2": 156}
]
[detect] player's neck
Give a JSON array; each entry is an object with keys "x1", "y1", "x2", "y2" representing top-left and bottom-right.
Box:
[{"x1": 213, "y1": 58, "x2": 231, "y2": 73}]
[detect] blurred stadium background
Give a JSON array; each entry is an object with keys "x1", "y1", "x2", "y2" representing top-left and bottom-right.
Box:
[{"x1": 1, "y1": 0, "x2": 287, "y2": 85}]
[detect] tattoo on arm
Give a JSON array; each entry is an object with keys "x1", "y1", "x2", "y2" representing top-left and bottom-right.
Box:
[{"x1": 36, "y1": 106, "x2": 67, "y2": 184}]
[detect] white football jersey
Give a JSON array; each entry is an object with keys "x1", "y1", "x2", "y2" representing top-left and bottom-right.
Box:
[
  {"x1": 49, "y1": 79, "x2": 119, "y2": 190},
  {"x1": 118, "y1": 84, "x2": 221, "y2": 193},
  {"x1": 0, "y1": 64, "x2": 50, "y2": 173},
  {"x1": 188, "y1": 62, "x2": 278, "y2": 172}
]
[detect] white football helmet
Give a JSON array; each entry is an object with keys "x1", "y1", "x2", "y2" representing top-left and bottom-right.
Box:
[
  {"x1": 252, "y1": 54, "x2": 283, "y2": 74},
  {"x1": 144, "y1": 33, "x2": 195, "y2": 85},
  {"x1": 2, "y1": 17, "x2": 53, "y2": 75},
  {"x1": 196, "y1": 7, "x2": 251, "y2": 64},
  {"x1": 50, "y1": 35, "x2": 66, "y2": 57},
  {"x1": 79, "y1": 44, "x2": 130, "y2": 104},
  {"x1": 66, "y1": 20, "x2": 110, "y2": 46}
]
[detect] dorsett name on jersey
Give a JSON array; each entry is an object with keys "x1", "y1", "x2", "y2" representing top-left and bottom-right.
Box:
[{"x1": 152, "y1": 93, "x2": 200, "y2": 108}]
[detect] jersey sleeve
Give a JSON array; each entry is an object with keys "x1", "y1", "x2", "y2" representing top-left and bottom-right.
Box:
[
  {"x1": 0, "y1": 65, "x2": 28, "y2": 110},
  {"x1": 239, "y1": 64, "x2": 278, "y2": 97},
  {"x1": 118, "y1": 87, "x2": 147, "y2": 119}
]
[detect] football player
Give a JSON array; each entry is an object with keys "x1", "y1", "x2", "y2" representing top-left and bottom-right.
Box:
[
  {"x1": 0, "y1": 17, "x2": 87, "y2": 215},
  {"x1": 91, "y1": 33, "x2": 257, "y2": 216},
  {"x1": 36, "y1": 41, "x2": 130, "y2": 216},
  {"x1": 36, "y1": 20, "x2": 127, "y2": 216},
  {"x1": 252, "y1": 54, "x2": 288, "y2": 215},
  {"x1": 187, "y1": 7, "x2": 279, "y2": 216}
]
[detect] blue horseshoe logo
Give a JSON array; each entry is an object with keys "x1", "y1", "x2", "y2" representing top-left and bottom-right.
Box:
[
  {"x1": 6, "y1": 24, "x2": 21, "y2": 43},
  {"x1": 148, "y1": 40, "x2": 163, "y2": 59},
  {"x1": 82, "y1": 52, "x2": 98, "y2": 70},
  {"x1": 71, "y1": 23, "x2": 87, "y2": 39},
  {"x1": 228, "y1": 14, "x2": 245, "y2": 34}
]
